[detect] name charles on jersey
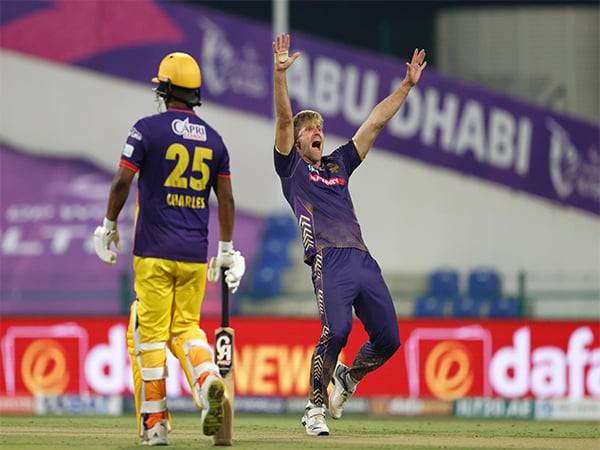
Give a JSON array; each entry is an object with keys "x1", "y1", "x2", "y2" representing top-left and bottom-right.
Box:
[{"x1": 166, "y1": 193, "x2": 206, "y2": 209}]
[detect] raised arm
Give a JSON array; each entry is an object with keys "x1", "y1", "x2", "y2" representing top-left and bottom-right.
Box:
[
  {"x1": 273, "y1": 34, "x2": 300, "y2": 155},
  {"x1": 353, "y1": 48, "x2": 427, "y2": 159}
]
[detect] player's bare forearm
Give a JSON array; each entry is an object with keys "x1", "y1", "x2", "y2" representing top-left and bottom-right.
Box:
[
  {"x1": 275, "y1": 71, "x2": 293, "y2": 122},
  {"x1": 353, "y1": 48, "x2": 427, "y2": 159},
  {"x1": 274, "y1": 70, "x2": 294, "y2": 154},
  {"x1": 217, "y1": 197, "x2": 234, "y2": 242},
  {"x1": 272, "y1": 34, "x2": 300, "y2": 155},
  {"x1": 216, "y1": 176, "x2": 235, "y2": 242},
  {"x1": 370, "y1": 81, "x2": 412, "y2": 130},
  {"x1": 105, "y1": 167, "x2": 135, "y2": 221},
  {"x1": 373, "y1": 80, "x2": 412, "y2": 126},
  {"x1": 352, "y1": 81, "x2": 411, "y2": 159}
]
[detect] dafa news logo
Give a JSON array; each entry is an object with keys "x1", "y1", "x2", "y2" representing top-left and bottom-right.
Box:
[
  {"x1": 405, "y1": 326, "x2": 492, "y2": 400},
  {"x1": 1, "y1": 323, "x2": 88, "y2": 396},
  {"x1": 405, "y1": 325, "x2": 600, "y2": 400}
]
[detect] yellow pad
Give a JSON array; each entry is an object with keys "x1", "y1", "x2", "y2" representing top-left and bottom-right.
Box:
[
  {"x1": 140, "y1": 348, "x2": 166, "y2": 401},
  {"x1": 170, "y1": 329, "x2": 214, "y2": 408},
  {"x1": 130, "y1": 349, "x2": 144, "y2": 436},
  {"x1": 127, "y1": 304, "x2": 169, "y2": 434}
]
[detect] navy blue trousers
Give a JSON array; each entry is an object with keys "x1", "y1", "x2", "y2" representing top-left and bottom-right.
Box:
[{"x1": 309, "y1": 247, "x2": 400, "y2": 406}]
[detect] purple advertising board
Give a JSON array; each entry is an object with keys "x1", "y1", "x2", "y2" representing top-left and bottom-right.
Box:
[
  {"x1": 0, "y1": 144, "x2": 264, "y2": 315},
  {"x1": 1, "y1": 0, "x2": 598, "y2": 216}
]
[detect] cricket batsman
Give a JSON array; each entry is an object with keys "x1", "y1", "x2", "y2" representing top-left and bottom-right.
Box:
[
  {"x1": 93, "y1": 52, "x2": 245, "y2": 446},
  {"x1": 272, "y1": 34, "x2": 427, "y2": 435}
]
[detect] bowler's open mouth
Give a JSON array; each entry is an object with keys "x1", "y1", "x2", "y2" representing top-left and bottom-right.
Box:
[{"x1": 311, "y1": 139, "x2": 321, "y2": 149}]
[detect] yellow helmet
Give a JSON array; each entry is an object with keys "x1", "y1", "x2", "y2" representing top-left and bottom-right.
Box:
[{"x1": 152, "y1": 52, "x2": 201, "y2": 89}]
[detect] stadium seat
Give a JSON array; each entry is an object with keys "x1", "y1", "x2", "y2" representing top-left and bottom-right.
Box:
[
  {"x1": 451, "y1": 295, "x2": 483, "y2": 317},
  {"x1": 468, "y1": 267, "x2": 501, "y2": 300},
  {"x1": 429, "y1": 268, "x2": 460, "y2": 297},
  {"x1": 248, "y1": 214, "x2": 298, "y2": 299},
  {"x1": 260, "y1": 237, "x2": 292, "y2": 268},
  {"x1": 490, "y1": 296, "x2": 522, "y2": 318},
  {"x1": 414, "y1": 294, "x2": 446, "y2": 317},
  {"x1": 249, "y1": 265, "x2": 283, "y2": 298},
  {"x1": 264, "y1": 214, "x2": 297, "y2": 241}
]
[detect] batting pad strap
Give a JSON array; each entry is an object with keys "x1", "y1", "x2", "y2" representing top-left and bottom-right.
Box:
[
  {"x1": 183, "y1": 339, "x2": 213, "y2": 356},
  {"x1": 192, "y1": 361, "x2": 220, "y2": 380},
  {"x1": 139, "y1": 341, "x2": 166, "y2": 352},
  {"x1": 141, "y1": 366, "x2": 168, "y2": 381},
  {"x1": 140, "y1": 398, "x2": 167, "y2": 414}
]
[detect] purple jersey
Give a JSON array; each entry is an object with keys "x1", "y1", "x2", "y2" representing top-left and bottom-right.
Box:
[
  {"x1": 274, "y1": 140, "x2": 368, "y2": 264},
  {"x1": 120, "y1": 108, "x2": 230, "y2": 263}
]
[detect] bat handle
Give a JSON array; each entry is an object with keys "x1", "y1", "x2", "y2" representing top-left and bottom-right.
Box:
[{"x1": 221, "y1": 267, "x2": 230, "y2": 328}]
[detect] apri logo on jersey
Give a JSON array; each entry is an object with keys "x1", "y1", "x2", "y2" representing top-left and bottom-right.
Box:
[{"x1": 171, "y1": 118, "x2": 207, "y2": 141}]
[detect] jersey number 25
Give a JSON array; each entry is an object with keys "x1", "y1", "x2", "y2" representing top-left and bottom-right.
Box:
[{"x1": 164, "y1": 143, "x2": 213, "y2": 191}]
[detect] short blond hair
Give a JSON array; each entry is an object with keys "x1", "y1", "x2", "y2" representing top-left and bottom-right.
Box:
[{"x1": 293, "y1": 110, "x2": 324, "y2": 142}]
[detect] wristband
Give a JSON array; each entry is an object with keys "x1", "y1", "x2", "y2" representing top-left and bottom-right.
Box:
[
  {"x1": 218, "y1": 241, "x2": 233, "y2": 253},
  {"x1": 103, "y1": 217, "x2": 116, "y2": 231}
]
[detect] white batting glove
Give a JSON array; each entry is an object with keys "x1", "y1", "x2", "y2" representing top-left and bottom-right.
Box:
[
  {"x1": 207, "y1": 241, "x2": 246, "y2": 293},
  {"x1": 224, "y1": 252, "x2": 245, "y2": 294},
  {"x1": 93, "y1": 218, "x2": 120, "y2": 265}
]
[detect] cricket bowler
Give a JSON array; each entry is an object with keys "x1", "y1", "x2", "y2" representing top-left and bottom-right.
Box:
[
  {"x1": 272, "y1": 34, "x2": 427, "y2": 435},
  {"x1": 93, "y1": 52, "x2": 245, "y2": 446}
]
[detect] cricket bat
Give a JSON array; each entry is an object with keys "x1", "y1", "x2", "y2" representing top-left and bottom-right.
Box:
[{"x1": 214, "y1": 268, "x2": 234, "y2": 446}]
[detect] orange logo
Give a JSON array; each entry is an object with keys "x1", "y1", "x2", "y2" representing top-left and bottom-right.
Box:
[
  {"x1": 425, "y1": 341, "x2": 473, "y2": 400},
  {"x1": 20, "y1": 339, "x2": 70, "y2": 395}
]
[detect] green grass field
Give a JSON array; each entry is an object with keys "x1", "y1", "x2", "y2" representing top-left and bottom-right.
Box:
[{"x1": 0, "y1": 414, "x2": 598, "y2": 450}]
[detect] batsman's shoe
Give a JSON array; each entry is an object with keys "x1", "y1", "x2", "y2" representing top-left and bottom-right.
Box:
[
  {"x1": 301, "y1": 405, "x2": 330, "y2": 436},
  {"x1": 329, "y1": 361, "x2": 356, "y2": 419},
  {"x1": 200, "y1": 374, "x2": 225, "y2": 436},
  {"x1": 142, "y1": 419, "x2": 168, "y2": 446}
]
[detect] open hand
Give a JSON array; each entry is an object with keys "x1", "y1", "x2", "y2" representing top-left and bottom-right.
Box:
[
  {"x1": 273, "y1": 34, "x2": 300, "y2": 72},
  {"x1": 404, "y1": 48, "x2": 427, "y2": 86}
]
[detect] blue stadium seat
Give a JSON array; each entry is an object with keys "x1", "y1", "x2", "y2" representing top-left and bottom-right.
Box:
[
  {"x1": 260, "y1": 237, "x2": 291, "y2": 269},
  {"x1": 249, "y1": 265, "x2": 283, "y2": 298},
  {"x1": 264, "y1": 214, "x2": 297, "y2": 241},
  {"x1": 451, "y1": 295, "x2": 483, "y2": 317},
  {"x1": 414, "y1": 294, "x2": 446, "y2": 317},
  {"x1": 490, "y1": 296, "x2": 522, "y2": 318},
  {"x1": 468, "y1": 267, "x2": 501, "y2": 300},
  {"x1": 247, "y1": 214, "x2": 297, "y2": 299},
  {"x1": 429, "y1": 268, "x2": 460, "y2": 297}
]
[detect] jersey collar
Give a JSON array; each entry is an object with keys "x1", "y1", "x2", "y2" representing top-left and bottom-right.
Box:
[{"x1": 168, "y1": 108, "x2": 196, "y2": 115}]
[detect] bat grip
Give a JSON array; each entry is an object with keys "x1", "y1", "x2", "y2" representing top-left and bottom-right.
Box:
[{"x1": 221, "y1": 267, "x2": 230, "y2": 328}]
